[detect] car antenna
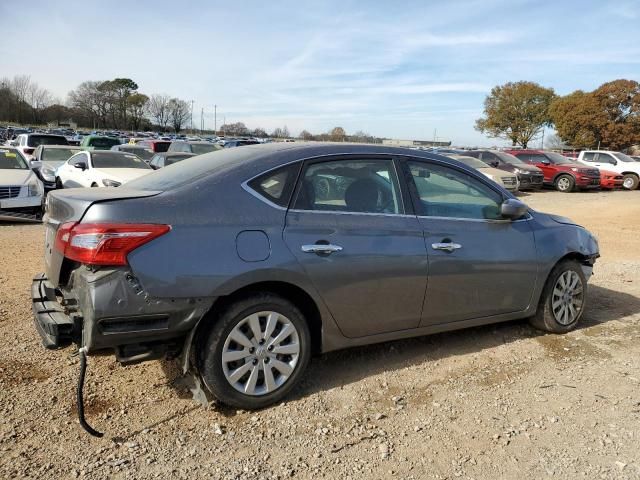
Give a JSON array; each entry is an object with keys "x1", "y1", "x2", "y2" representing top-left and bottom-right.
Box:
[{"x1": 76, "y1": 347, "x2": 104, "y2": 437}]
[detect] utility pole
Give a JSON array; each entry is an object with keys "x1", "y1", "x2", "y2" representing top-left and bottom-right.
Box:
[
  {"x1": 214, "y1": 105, "x2": 217, "y2": 135},
  {"x1": 541, "y1": 128, "x2": 545, "y2": 149},
  {"x1": 200, "y1": 107, "x2": 204, "y2": 133},
  {"x1": 190, "y1": 100, "x2": 194, "y2": 134}
]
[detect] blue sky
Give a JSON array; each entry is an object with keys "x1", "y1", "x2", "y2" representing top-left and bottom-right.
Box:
[{"x1": 1, "y1": 0, "x2": 639, "y2": 145}]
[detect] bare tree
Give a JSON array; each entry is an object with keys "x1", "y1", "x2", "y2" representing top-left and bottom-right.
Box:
[
  {"x1": 147, "y1": 94, "x2": 171, "y2": 131},
  {"x1": 28, "y1": 83, "x2": 53, "y2": 124},
  {"x1": 11, "y1": 75, "x2": 32, "y2": 123},
  {"x1": 168, "y1": 98, "x2": 191, "y2": 133}
]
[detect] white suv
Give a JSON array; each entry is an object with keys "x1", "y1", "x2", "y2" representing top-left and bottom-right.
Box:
[
  {"x1": 577, "y1": 150, "x2": 640, "y2": 190},
  {"x1": 11, "y1": 133, "x2": 69, "y2": 162}
]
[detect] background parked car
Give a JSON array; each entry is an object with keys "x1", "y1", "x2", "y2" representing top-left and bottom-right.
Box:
[
  {"x1": 576, "y1": 150, "x2": 640, "y2": 190},
  {"x1": 110, "y1": 144, "x2": 155, "y2": 163},
  {"x1": 79, "y1": 135, "x2": 122, "y2": 151},
  {"x1": 466, "y1": 150, "x2": 544, "y2": 190},
  {"x1": 31, "y1": 145, "x2": 83, "y2": 191},
  {"x1": 445, "y1": 154, "x2": 519, "y2": 191},
  {"x1": 56, "y1": 150, "x2": 152, "y2": 188},
  {"x1": 598, "y1": 170, "x2": 624, "y2": 190},
  {"x1": 223, "y1": 139, "x2": 260, "y2": 148},
  {"x1": 506, "y1": 149, "x2": 600, "y2": 192},
  {"x1": 137, "y1": 140, "x2": 171, "y2": 153},
  {"x1": 11, "y1": 133, "x2": 68, "y2": 160},
  {"x1": 0, "y1": 147, "x2": 44, "y2": 219},
  {"x1": 168, "y1": 141, "x2": 222, "y2": 155},
  {"x1": 149, "y1": 152, "x2": 195, "y2": 169}
]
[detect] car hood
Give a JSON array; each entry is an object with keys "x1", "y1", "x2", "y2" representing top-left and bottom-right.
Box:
[
  {"x1": 547, "y1": 213, "x2": 580, "y2": 227},
  {"x1": 480, "y1": 167, "x2": 516, "y2": 179},
  {"x1": 0, "y1": 168, "x2": 35, "y2": 185},
  {"x1": 94, "y1": 168, "x2": 152, "y2": 183}
]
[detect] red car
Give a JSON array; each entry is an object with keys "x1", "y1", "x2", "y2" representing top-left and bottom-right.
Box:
[
  {"x1": 599, "y1": 170, "x2": 624, "y2": 190},
  {"x1": 505, "y1": 149, "x2": 600, "y2": 192}
]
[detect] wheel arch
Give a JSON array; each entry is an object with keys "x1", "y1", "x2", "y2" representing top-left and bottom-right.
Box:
[{"x1": 192, "y1": 280, "x2": 324, "y2": 359}]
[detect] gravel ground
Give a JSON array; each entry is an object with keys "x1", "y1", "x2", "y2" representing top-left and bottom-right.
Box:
[{"x1": 1, "y1": 190, "x2": 639, "y2": 479}]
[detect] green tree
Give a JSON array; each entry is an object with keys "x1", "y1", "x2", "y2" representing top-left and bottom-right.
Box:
[
  {"x1": 475, "y1": 81, "x2": 556, "y2": 148},
  {"x1": 550, "y1": 79, "x2": 640, "y2": 150}
]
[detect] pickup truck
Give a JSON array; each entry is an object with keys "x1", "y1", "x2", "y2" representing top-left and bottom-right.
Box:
[{"x1": 576, "y1": 150, "x2": 640, "y2": 190}]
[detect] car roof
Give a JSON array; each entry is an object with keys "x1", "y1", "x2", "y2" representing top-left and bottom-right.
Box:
[
  {"x1": 162, "y1": 152, "x2": 196, "y2": 157},
  {"x1": 40, "y1": 145, "x2": 82, "y2": 149}
]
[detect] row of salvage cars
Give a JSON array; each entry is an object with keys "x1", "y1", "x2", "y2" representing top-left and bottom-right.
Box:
[{"x1": 0, "y1": 134, "x2": 216, "y2": 221}]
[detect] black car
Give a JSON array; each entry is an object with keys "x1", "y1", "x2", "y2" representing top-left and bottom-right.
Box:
[
  {"x1": 467, "y1": 150, "x2": 544, "y2": 190},
  {"x1": 149, "y1": 152, "x2": 195, "y2": 169}
]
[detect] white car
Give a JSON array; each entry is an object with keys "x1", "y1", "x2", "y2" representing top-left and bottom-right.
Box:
[
  {"x1": 577, "y1": 150, "x2": 640, "y2": 190},
  {"x1": 56, "y1": 150, "x2": 153, "y2": 188},
  {"x1": 0, "y1": 147, "x2": 44, "y2": 220},
  {"x1": 10, "y1": 133, "x2": 69, "y2": 161}
]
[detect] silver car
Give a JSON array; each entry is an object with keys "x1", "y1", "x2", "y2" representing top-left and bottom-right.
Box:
[{"x1": 32, "y1": 143, "x2": 598, "y2": 426}]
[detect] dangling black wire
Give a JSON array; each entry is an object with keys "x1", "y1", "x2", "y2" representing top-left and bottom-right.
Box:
[{"x1": 77, "y1": 347, "x2": 103, "y2": 438}]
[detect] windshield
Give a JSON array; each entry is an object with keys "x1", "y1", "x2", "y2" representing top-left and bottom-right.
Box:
[
  {"x1": 0, "y1": 149, "x2": 28, "y2": 169},
  {"x1": 495, "y1": 152, "x2": 526, "y2": 165},
  {"x1": 42, "y1": 148, "x2": 81, "y2": 163},
  {"x1": 27, "y1": 135, "x2": 68, "y2": 147},
  {"x1": 91, "y1": 152, "x2": 151, "y2": 169},
  {"x1": 452, "y1": 155, "x2": 490, "y2": 169},
  {"x1": 191, "y1": 143, "x2": 220, "y2": 155},
  {"x1": 545, "y1": 152, "x2": 574, "y2": 164},
  {"x1": 613, "y1": 152, "x2": 636, "y2": 163}
]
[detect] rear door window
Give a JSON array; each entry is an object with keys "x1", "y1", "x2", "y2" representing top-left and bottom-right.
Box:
[{"x1": 582, "y1": 152, "x2": 596, "y2": 162}]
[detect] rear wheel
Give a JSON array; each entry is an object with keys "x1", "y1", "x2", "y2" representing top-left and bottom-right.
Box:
[
  {"x1": 555, "y1": 174, "x2": 575, "y2": 192},
  {"x1": 199, "y1": 293, "x2": 311, "y2": 409},
  {"x1": 530, "y1": 260, "x2": 587, "y2": 333},
  {"x1": 622, "y1": 173, "x2": 639, "y2": 190}
]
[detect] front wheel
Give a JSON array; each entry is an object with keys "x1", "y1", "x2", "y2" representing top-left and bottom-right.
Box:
[
  {"x1": 622, "y1": 173, "x2": 639, "y2": 190},
  {"x1": 198, "y1": 293, "x2": 311, "y2": 409},
  {"x1": 555, "y1": 174, "x2": 575, "y2": 192},
  {"x1": 530, "y1": 260, "x2": 587, "y2": 333}
]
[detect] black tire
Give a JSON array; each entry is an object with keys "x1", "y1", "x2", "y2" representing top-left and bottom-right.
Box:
[
  {"x1": 91, "y1": 183, "x2": 98, "y2": 188},
  {"x1": 529, "y1": 259, "x2": 587, "y2": 333},
  {"x1": 198, "y1": 293, "x2": 311, "y2": 409},
  {"x1": 55, "y1": 178, "x2": 63, "y2": 189},
  {"x1": 555, "y1": 174, "x2": 575, "y2": 193},
  {"x1": 622, "y1": 173, "x2": 639, "y2": 190}
]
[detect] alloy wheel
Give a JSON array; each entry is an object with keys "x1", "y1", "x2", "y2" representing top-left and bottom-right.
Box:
[
  {"x1": 557, "y1": 177, "x2": 571, "y2": 191},
  {"x1": 623, "y1": 177, "x2": 635, "y2": 189},
  {"x1": 221, "y1": 311, "x2": 300, "y2": 396},
  {"x1": 551, "y1": 270, "x2": 584, "y2": 325}
]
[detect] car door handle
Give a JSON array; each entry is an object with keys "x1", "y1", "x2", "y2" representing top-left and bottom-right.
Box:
[
  {"x1": 301, "y1": 244, "x2": 343, "y2": 255},
  {"x1": 431, "y1": 242, "x2": 462, "y2": 252}
]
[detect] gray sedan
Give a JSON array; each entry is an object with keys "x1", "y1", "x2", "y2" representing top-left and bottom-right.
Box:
[{"x1": 33, "y1": 143, "x2": 599, "y2": 415}]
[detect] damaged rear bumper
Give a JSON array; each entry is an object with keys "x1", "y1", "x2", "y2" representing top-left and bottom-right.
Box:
[{"x1": 31, "y1": 268, "x2": 215, "y2": 364}]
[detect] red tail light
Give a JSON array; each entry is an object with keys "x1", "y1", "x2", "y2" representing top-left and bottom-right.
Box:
[
  {"x1": 24, "y1": 148, "x2": 35, "y2": 155},
  {"x1": 54, "y1": 222, "x2": 171, "y2": 266}
]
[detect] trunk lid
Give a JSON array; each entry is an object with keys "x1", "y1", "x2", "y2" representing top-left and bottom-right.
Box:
[{"x1": 43, "y1": 187, "x2": 161, "y2": 286}]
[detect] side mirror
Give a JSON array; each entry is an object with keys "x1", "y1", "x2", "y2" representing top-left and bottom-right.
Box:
[
  {"x1": 610, "y1": 159, "x2": 617, "y2": 166},
  {"x1": 540, "y1": 159, "x2": 550, "y2": 165},
  {"x1": 501, "y1": 198, "x2": 528, "y2": 220},
  {"x1": 74, "y1": 162, "x2": 87, "y2": 171},
  {"x1": 490, "y1": 161, "x2": 499, "y2": 168},
  {"x1": 30, "y1": 160, "x2": 42, "y2": 170}
]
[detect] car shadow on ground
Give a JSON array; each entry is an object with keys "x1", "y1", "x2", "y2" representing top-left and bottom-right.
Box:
[
  {"x1": 155, "y1": 285, "x2": 639, "y2": 415},
  {"x1": 292, "y1": 284, "x2": 640, "y2": 400}
]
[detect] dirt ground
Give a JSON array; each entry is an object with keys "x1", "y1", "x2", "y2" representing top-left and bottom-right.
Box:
[{"x1": 0, "y1": 190, "x2": 639, "y2": 480}]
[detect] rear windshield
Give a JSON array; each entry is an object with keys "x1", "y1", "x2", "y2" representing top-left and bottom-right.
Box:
[
  {"x1": 91, "y1": 152, "x2": 151, "y2": 169},
  {"x1": 0, "y1": 149, "x2": 28, "y2": 169},
  {"x1": 42, "y1": 148, "x2": 81, "y2": 163},
  {"x1": 89, "y1": 137, "x2": 121, "y2": 149},
  {"x1": 153, "y1": 141, "x2": 170, "y2": 152},
  {"x1": 28, "y1": 135, "x2": 68, "y2": 147},
  {"x1": 165, "y1": 154, "x2": 193, "y2": 166},
  {"x1": 191, "y1": 143, "x2": 220, "y2": 155}
]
